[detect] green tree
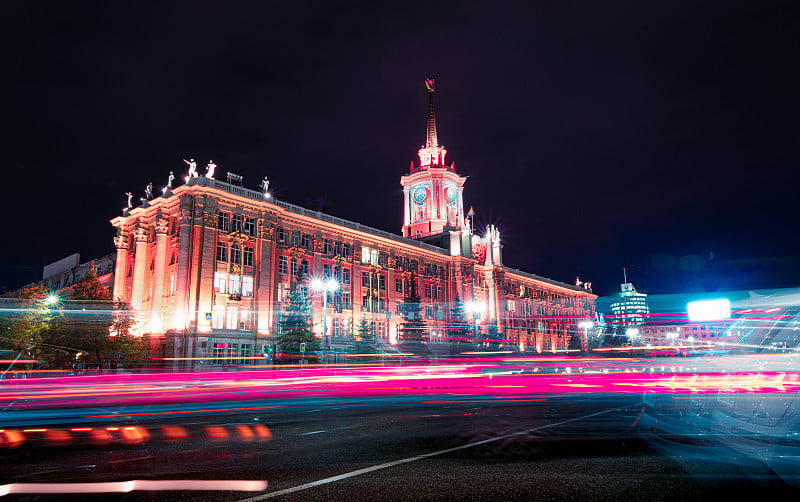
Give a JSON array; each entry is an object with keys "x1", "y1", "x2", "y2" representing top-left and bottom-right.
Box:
[
  {"x1": 52, "y1": 268, "x2": 145, "y2": 368},
  {"x1": 447, "y1": 295, "x2": 472, "y2": 344},
  {"x1": 355, "y1": 315, "x2": 377, "y2": 354},
  {"x1": 485, "y1": 323, "x2": 503, "y2": 347},
  {"x1": 0, "y1": 285, "x2": 61, "y2": 366},
  {"x1": 398, "y1": 274, "x2": 427, "y2": 342},
  {"x1": 275, "y1": 283, "x2": 319, "y2": 362}
]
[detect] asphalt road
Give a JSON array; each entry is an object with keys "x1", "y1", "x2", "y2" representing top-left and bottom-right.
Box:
[{"x1": 4, "y1": 392, "x2": 799, "y2": 501}]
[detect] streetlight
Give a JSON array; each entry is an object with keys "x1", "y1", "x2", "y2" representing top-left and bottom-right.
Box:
[
  {"x1": 666, "y1": 332, "x2": 678, "y2": 346},
  {"x1": 464, "y1": 301, "x2": 483, "y2": 344},
  {"x1": 625, "y1": 327, "x2": 640, "y2": 346},
  {"x1": 578, "y1": 320, "x2": 594, "y2": 353},
  {"x1": 312, "y1": 278, "x2": 339, "y2": 363}
]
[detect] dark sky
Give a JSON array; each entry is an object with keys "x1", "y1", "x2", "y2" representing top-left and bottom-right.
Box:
[{"x1": 1, "y1": 1, "x2": 799, "y2": 296}]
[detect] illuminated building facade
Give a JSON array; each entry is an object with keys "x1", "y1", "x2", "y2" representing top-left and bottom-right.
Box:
[
  {"x1": 110, "y1": 80, "x2": 596, "y2": 364},
  {"x1": 609, "y1": 281, "x2": 650, "y2": 332}
]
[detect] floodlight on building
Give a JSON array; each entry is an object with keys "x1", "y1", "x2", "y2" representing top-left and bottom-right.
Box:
[{"x1": 687, "y1": 299, "x2": 731, "y2": 322}]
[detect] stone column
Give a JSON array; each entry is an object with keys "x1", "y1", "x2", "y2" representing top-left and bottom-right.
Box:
[
  {"x1": 174, "y1": 202, "x2": 194, "y2": 330},
  {"x1": 112, "y1": 232, "x2": 129, "y2": 302},
  {"x1": 130, "y1": 225, "x2": 150, "y2": 311},
  {"x1": 149, "y1": 218, "x2": 170, "y2": 333}
]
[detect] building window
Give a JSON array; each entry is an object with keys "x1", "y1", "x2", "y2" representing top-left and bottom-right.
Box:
[
  {"x1": 243, "y1": 246, "x2": 254, "y2": 267},
  {"x1": 301, "y1": 234, "x2": 311, "y2": 250},
  {"x1": 301, "y1": 260, "x2": 309, "y2": 277},
  {"x1": 243, "y1": 217, "x2": 256, "y2": 236},
  {"x1": 212, "y1": 306, "x2": 225, "y2": 329},
  {"x1": 334, "y1": 266, "x2": 341, "y2": 283},
  {"x1": 333, "y1": 318, "x2": 340, "y2": 337},
  {"x1": 424, "y1": 283, "x2": 431, "y2": 298},
  {"x1": 240, "y1": 310, "x2": 251, "y2": 331},
  {"x1": 379, "y1": 274, "x2": 385, "y2": 290},
  {"x1": 214, "y1": 272, "x2": 227, "y2": 293},
  {"x1": 342, "y1": 292, "x2": 351, "y2": 310},
  {"x1": 334, "y1": 241, "x2": 341, "y2": 256},
  {"x1": 342, "y1": 268, "x2": 350, "y2": 285},
  {"x1": 278, "y1": 255, "x2": 288, "y2": 274},
  {"x1": 395, "y1": 277, "x2": 403, "y2": 293},
  {"x1": 291, "y1": 231, "x2": 300, "y2": 247},
  {"x1": 323, "y1": 263, "x2": 332, "y2": 279},
  {"x1": 232, "y1": 214, "x2": 243, "y2": 233},
  {"x1": 240, "y1": 344, "x2": 252, "y2": 364},
  {"x1": 362, "y1": 271, "x2": 369, "y2": 288},
  {"x1": 228, "y1": 275, "x2": 241, "y2": 294},
  {"x1": 230, "y1": 244, "x2": 241, "y2": 265},
  {"x1": 226, "y1": 308, "x2": 238, "y2": 330},
  {"x1": 379, "y1": 252, "x2": 388, "y2": 266},
  {"x1": 342, "y1": 243, "x2": 352, "y2": 258},
  {"x1": 218, "y1": 212, "x2": 230, "y2": 232},
  {"x1": 213, "y1": 345, "x2": 224, "y2": 363},
  {"x1": 324, "y1": 239, "x2": 333, "y2": 255},
  {"x1": 277, "y1": 228, "x2": 286, "y2": 244},
  {"x1": 216, "y1": 241, "x2": 228, "y2": 262},
  {"x1": 242, "y1": 276, "x2": 254, "y2": 297},
  {"x1": 290, "y1": 257, "x2": 298, "y2": 276}
]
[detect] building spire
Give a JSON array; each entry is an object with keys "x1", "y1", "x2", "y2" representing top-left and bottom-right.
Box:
[{"x1": 425, "y1": 77, "x2": 438, "y2": 148}]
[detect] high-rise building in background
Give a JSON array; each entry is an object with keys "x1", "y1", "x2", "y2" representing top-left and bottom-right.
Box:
[
  {"x1": 106, "y1": 80, "x2": 596, "y2": 366},
  {"x1": 608, "y1": 271, "x2": 650, "y2": 332}
]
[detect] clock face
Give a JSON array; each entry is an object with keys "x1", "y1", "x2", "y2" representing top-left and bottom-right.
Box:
[
  {"x1": 445, "y1": 186, "x2": 457, "y2": 204},
  {"x1": 413, "y1": 185, "x2": 427, "y2": 204}
]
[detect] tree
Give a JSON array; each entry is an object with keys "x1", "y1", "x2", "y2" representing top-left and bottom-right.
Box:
[
  {"x1": 355, "y1": 315, "x2": 377, "y2": 354},
  {"x1": 275, "y1": 283, "x2": 319, "y2": 362},
  {"x1": 398, "y1": 274, "x2": 427, "y2": 342},
  {"x1": 447, "y1": 295, "x2": 472, "y2": 344},
  {"x1": 52, "y1": 268, "x2": 146, "y2": 368},
  {"x1": 0, "y1": 285, "x2": 63, "y2": 367},
  {"x1": 485, "y1": 323, "x2": 503, "y2": 347}
]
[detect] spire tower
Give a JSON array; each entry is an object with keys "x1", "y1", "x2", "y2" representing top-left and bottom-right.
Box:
[
  {"x1": 401, "y1": 78, "x2": 468, "y2": 247},
  {"x1": 425, "y1": 77, "x2": 438, "y2": 148}
]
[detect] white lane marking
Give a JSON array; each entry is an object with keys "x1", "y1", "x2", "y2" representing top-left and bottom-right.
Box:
[
  {"x1": 301, "y1": 430, "x2": 326, "y2": 435},
  {"x1": 238, "y1": 405, "x2": 632, "y2": 501},
  {"x1": 1, "y1": 479, "x2": 267, "y2": 496}
]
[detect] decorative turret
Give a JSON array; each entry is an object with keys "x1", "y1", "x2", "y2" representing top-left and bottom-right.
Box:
[{"x1": 401, "y1": 78, "x2": 468, "y2": 243}]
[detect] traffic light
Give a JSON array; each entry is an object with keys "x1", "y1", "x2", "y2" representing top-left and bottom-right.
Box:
[{"x1": 300, "y1": 342, "x2": 306, "y2": 353}]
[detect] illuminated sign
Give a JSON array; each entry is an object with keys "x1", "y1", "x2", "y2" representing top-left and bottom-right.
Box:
[{"x1": 687, "y1": 299, "x2": 731, "y2": 322}]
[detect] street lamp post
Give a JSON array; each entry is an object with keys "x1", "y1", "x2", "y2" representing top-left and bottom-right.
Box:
[
  {"x1": 578, "y1": 320, "x2": 594, "y2": 353},
  {"x1": 312, "y1": 278, "x2": 339, "y2": 364},
  {"x1": 625, "y1": 327, "x2": 640, "y2": 346},
  {"x1": 465, "y1": 301, "x2": 482, "y2": 345}
]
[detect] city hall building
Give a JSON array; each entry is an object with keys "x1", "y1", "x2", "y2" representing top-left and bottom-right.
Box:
[{"x1": 110, "y1": 80, "x2": 596, "y2": 364}]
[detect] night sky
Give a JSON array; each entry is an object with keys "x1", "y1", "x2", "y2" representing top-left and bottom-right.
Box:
[{"x1": 2, "y1": 1, "x2": 799, "y2": 296}]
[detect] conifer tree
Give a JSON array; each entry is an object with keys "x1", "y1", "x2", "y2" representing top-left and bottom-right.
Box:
[
  {"x1": 398, "y1": 274, "x2": 426, "y2": 342},
  {"x1": 448, "y1": 295, "x2": 472, "y2": 344},
  {"x1": 355, "y1": 315, "x2": 376, "y2": 354},
  {"x1": 276, "y1": 283, "x2": 319, "y2": 361}
]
